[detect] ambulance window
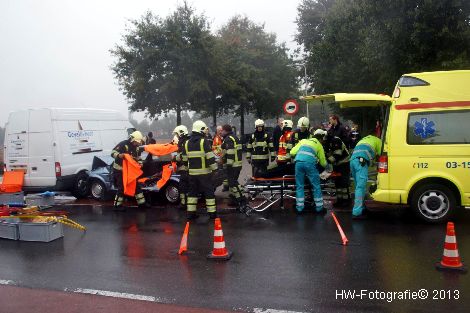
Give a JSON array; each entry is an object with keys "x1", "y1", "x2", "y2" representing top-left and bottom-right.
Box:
[
  {"x1": 398, "y1": 76, "x2": 429, "y2": 87},
  {"x1": 407, "y1": 110, "x2": 470, "y2": 144}
]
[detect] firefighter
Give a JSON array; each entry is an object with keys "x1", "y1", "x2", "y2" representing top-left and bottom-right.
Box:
[
  {"x1": 212, "y1": 125, "x2": 228, "y2": 191},
  {"x1": 350, "y1": 134, "x2": 382, "y2": 219},
  {"x1": 183, "y1": 120, "x2": 218, "y2": 220},
  {"x1": 277, "y1": 119, "x2": 294, "y2": 164},
  {"x1": 326, "y1": 134, "x2": 351, "y2": 207},
  {"x1": 111, "y1": 130, "x2": 149, "y2": 210},
  {"x1": 288, "y1": 116, "x2": 312, "y2": 156},
  {"x1": 290, "y1": 133, "x2": 327, "y2": 214},
  {"x1": 246, "y1": 119, "x2": 275, "y2": 177},
  {"x1": 220, "y1": 124, "x2": 247, "y2": 212},
  {"x1": 173, "y1": 125, "x2": 190, "y2": 210}
]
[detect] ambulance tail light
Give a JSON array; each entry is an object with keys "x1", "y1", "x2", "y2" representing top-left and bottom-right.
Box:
[
  {"x1": 55, "y1": 162, "x2": 62, "y2": 177},
  {"x1": 393, "y1": 87, "x2": 401, "y2": 98},
  {"x1": 378, "y1": 155, "x2": 388, "y2": 173}
]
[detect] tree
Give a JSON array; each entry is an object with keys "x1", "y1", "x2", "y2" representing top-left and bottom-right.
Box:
[
  {"x1": 216, "y1": 16, "x2": 298, "y2": 137},
  {"x1": 296, "y1": 0, "x2": 470, "y2": 130},
  {"x1": 111, "y1": 2, "x2": 216, "y2": 125}
]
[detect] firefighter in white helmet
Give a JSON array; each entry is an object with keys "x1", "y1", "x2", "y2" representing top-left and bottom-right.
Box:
[
  {"x1": 182, "y1": 120, "x2": 218, "y2": 220},
  {"x1": 288, "y1": 117, "x2": 312, "y2": 157},
  {"x1": 246, "y1": 119, "x2": 275, "y2": 177},
  {"x1": 110, "y1": 131, "x2": 149, "y2": 210},
  {"x1": 173, "y1": 125, "x2": 190, "y2": 209}
]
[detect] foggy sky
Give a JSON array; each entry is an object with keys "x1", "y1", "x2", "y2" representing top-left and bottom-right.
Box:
[{"x1": 0, "y1": 0, "x2": 301, "y2": 127}]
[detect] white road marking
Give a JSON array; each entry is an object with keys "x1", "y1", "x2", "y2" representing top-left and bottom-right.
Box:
[
  {"x1": 0, "y1": 279, "x2": 15, "y2": 285},
  {"x1": 71, "y1": 288, "x2": 160, "y2": 302},
  {"x1": 253, "y1": 309, "x2": 307, "y2": 313}
]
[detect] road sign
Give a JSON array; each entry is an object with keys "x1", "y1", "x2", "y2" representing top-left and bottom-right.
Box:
[{"x1": 283, "y1": 99, "x2": 299, "y2": 115}]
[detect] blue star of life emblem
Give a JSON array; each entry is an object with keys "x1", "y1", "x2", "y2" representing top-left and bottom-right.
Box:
[{"x1": 414, "y1": 118, "x2": 435, "y2": 139}]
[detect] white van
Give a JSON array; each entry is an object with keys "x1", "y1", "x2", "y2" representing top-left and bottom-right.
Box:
[{"x1": 4, "y1": 108, "x2": 133, "y2": 197}]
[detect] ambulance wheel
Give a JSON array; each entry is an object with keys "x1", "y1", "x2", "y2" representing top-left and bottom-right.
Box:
[
  {"x1": 410, "y1": 184, "x2": 456, "y2": 223},
  {"x1": 162, "y1": 181, "x2": 180, "y2": 204},
  {"x1": 89, "y1": 180, "x2": 107, "y2": 201},
  {"x1": 72, "y1": 172, "x2": 89, "y2": 199}
]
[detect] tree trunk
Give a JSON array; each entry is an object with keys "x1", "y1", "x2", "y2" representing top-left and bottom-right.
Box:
[
  {"x1": 212, "y1": 101, "x2": 217, "y2": 128},
  {"x1": 176, "y1": 104, "x2": 181, "y2": 126},
  {"x1": 240, "y1": 103, "x2": 245, "y2": 140}
]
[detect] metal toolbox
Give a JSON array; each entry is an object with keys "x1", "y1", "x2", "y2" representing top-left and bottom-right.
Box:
[
  {"x1": 0, "y1": 220, "x2": 19, "y2": 240},
  {"x1": 0, "y1": 192, "x2": 24, "y2": 205},
  {"x1": 18, "y1": 221, "x2": 64, "y2": 242}
]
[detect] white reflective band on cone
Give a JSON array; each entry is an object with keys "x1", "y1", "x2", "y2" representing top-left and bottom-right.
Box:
[
  {"x1": 214, "y1": 241, "x2": 226, "y2": 249},
  {"x1": 445, "y1": 235, "x2": 457, "y2": 243},
  {"x1": 443, "y1": 249, "x2": 459, "y2": 258},
  {"x1": 214, "y1": 230, "x2": 223, "y2": 237}
]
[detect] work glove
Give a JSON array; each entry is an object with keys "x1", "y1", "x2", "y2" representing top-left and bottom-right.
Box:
[
  {"x1": 327, "y1": 156, "x2": 336, "y2": 164},
  {"x1": 359, "y1": 157, "x2": 367, "y2": 167},
  {"x1": 247, "y1": 159, "x2": 252, "y2": 164},
  {"x1": 271, "y1": 156, "x2": 275, "y2": 162}
]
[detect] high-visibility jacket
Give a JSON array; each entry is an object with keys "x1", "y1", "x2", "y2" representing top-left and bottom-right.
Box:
[
  {"x1": 175, "y1": 135, "x2": 189, "y2": 172},
  {"x1": 277, "y1": 130, "x2": 293, "y2": 163},
  {"x1": 183, "y1": 133, "x2": 218, "y2": 175},
  {"x1": 111, "y1": 139, "x2": 141, "y2": 171},
  {"x1": 290, "y1": 138, "x2": 327, "y2": 168},
  {"x1": 221, "y1": 132, "x2": 243, "y2": 168},
  {"x1": 351, "y1": 135, "x2": 382, "y2": 162},
  {"x1": 212, "y1": 134, "x2": 223, "y2": 157},
  {"x1": 246, "y1": 131, "x2": 275, "y2": 162}
]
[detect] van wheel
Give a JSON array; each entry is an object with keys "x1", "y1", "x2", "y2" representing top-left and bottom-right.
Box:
[
  {"x1": 72, "y1": 172, "x2": 89, "y2": 199},
  {"x1": 90, "y1": 180, "x2": 107, "y2": 201},
  {"x1": 410, "y1": 184, "x2": 456, "y2": 223},
  {"x1": 163, "y1": 182, "x2": 180, "y2": 204}
]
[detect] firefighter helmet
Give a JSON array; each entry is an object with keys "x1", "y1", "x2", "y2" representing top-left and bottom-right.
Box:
[
  {"x1": 192, "y1": 120, "x2": 208, "y2": 134},
  {"x1": 282, "y1": 120, "x2": 293, "y2": 130},
  {"x1": 129, "y1": 131, "x2": 144, "y2": 144},
  {"x1": 173, "y1": 125, "x2": 188, "y2": 137},
  {"x1": 255, "y1": 119, "x2": 265, "y2": 127},
  {"x1": 297, "y1": 117, "x2": 310, "y2": 129}
]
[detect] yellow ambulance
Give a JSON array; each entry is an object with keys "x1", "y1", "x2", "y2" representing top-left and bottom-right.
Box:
[{"x1": 305, "y1": 70, "x2": 470, "y2": 223}]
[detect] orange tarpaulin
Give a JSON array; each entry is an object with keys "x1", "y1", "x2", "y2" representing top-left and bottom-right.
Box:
[
  {"x1": 122, "y1": 154, "x2": 143, "y2": 197},
  {"x1": 144, "y1": 144, "x2": 178, "y2": 156},
  {"x1": 0, "y1": 171, "x2": 25, "y2": 193},
  {"x1": 156, "y1": 162, "x2": 177, "y2": 190}
]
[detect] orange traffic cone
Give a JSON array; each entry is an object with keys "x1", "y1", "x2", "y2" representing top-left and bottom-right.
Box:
[
  {"x1": 435, "y1": 222, "x2": 467, "y2": 273},
  {"x1": 178, "y1": 222, "x2": 189, "y2": 255},
  {"x1": 207, "y1": 218, "x2": 233, "y2": 261}
]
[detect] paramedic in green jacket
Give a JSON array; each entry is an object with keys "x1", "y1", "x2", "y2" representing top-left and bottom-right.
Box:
[
  {"x1": 350, "y1": 135, "x2": 382, "y2": 219},
  {"x1": 290, "y1": 135, "x2": 327, "y2": 213}
]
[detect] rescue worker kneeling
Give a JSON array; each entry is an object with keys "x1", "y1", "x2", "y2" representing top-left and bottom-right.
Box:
[
  {"x1": 183, "y1": 120, "x2": 219, "y2": 220},
  {"x1": 290, "y1": 132, "x2": 327, "y2": 214},
  {"x1": 220, "y1": 124, "x2": 247, "y2": 212},
  {"x1": 111, "y1": 130, "x2": 149, "y2": 210}
]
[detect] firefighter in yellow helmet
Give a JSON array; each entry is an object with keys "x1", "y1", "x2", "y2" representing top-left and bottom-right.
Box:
[
  {"x1": 182, "y1": 120, "x2": 218, "y2": 220},
  {"x1": 111, "y1": 131, "x2": 149, "y2": 210},
  {"x1": 246, "y1": 119, "x2": 275, "y2": 177}
]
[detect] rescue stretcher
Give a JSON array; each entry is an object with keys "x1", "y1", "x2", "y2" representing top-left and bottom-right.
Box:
[{"x1": 244, "y1": 172, "x2": 339, "y2": 213}]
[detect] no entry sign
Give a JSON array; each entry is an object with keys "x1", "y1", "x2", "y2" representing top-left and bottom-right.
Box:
[{"x1": 283, "y1": 99, "x2": 299, "y2": 115}]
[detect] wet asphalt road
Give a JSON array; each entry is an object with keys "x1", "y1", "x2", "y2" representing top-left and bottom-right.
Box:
[{"x1": 1, "y1": 203, "x2": 469, "y2": 313}]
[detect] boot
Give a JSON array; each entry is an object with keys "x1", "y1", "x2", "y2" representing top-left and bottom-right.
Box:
[
  {"x1": 138, "y1": 201, "x2": 151, "y2": 209},
  {"x1": 113, "y1": 205, "x2": 126, "y2": 212},
  {"x1": 209, "y1": 212, "x2": 218, "y2": 219}
]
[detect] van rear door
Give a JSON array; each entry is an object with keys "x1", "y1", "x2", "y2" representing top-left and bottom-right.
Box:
[
  {"x1": 28, "y1": 109, "x2": 56, "y2": 187},
  {"x1": 5, "y1": 111, "x2": 29, "y2": 181}
]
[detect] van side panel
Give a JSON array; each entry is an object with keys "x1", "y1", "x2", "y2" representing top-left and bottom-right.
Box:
[{"x1": 28, "y1": 109, "x2": 56, "y2": 187}]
